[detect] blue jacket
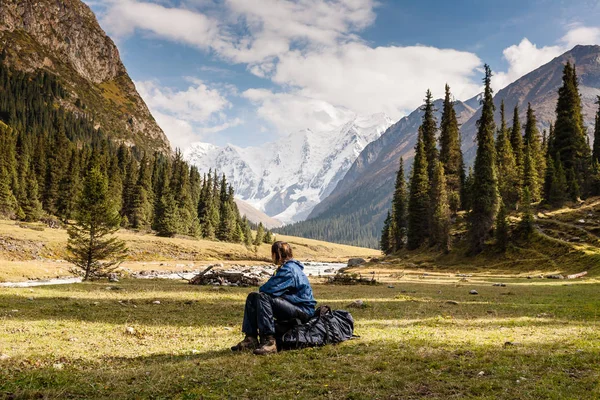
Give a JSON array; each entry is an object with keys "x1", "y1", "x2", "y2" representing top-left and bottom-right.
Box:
[{"x1": 259, "y1": 259, "x2": 317, "y2": 316}]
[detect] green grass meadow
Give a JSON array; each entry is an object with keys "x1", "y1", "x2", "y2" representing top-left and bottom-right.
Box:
[{"x1": 1, "y1": 275, "x2": 599, "y2": 399}]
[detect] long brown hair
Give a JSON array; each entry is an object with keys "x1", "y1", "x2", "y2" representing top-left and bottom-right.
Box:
[{"x1": 271, "y1": 241, "x2": 293, "y2": 266}]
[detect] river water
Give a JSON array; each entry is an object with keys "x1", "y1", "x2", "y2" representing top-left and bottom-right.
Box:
[{"x1": 0, "y1": 262, "x2": 346, "y2": 288}]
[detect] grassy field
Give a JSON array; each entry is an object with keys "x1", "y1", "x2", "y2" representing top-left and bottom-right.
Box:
[
  {"x1": 0, "y1": 219, "x2": 380, "y2": 282},
  {"x1": 1, "y1": 272, "x2": 599, "y2": 399}
]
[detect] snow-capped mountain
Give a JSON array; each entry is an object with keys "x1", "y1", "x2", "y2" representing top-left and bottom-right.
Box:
[{"x1": 184, "y1": 113, "x2": 394, "y2": 224}]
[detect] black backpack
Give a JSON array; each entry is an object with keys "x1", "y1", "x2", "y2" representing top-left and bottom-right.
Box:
[{"x1": 278, "y1": 305, "x2": 356, "y2": 350}]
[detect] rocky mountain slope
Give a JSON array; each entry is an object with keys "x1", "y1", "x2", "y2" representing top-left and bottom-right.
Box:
[
  {"x1": 284, "y1": 45, "x2": 600, "y2": 247},
  {"x1": 461, "y1": 44, "x2": 600, "y2": 161},
  {"x1": 185, "y1": 113, "x2": 393, "y2": 224},
  {"x1": 0, "y1": 0, "x2": 171, "y2": 153}
]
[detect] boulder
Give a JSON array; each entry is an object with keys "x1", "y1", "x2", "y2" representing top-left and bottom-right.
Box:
[
  {"x1": 108, "y1": 273, "x2": 119, "y2": 282},
  {"x1": 347, "y1": 258, "x2": 367, "y2": 267}
]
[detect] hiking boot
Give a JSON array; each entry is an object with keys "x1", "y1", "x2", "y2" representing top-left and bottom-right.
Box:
[
  {"x1": 253, "y1": 335, "x2": 277, "y2": 355},
  {"x1": 231, "y1": 335, "x2": 259, "y2": 352}
]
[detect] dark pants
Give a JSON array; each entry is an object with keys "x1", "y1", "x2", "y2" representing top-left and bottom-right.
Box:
[{"x1": 242, "y1": 292, "x2": 309, "y2": 337}]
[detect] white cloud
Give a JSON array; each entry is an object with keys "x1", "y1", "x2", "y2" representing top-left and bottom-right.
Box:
[
  {"x1": 100, "y1": 0, "x2": 376, "y2": 65},
  {"x1": 135, "y1": 79, "x2": 231, "y2": 122},
  {"x1": 102, "y1": 0, "x2": 221, "y2": 51},
  {"x1": 242, "y1": 89, "x2": 356, "y2": 134},
  {"x1": 95, "y1": 0, "x2": 600, "y2": 147},
  {"x1": 493, "y1": 38, "x2": 563, "y2": 90},
  {"x1": 494, "y1": 25, "x2": 600, "y2": 90},
  {"x1": 561, "y1": 26, "x2": 600, "y2": 49},
  {"x1": 135, "y1": 79, "x2": 240, "y2": 148},
  {"x1": 272, "y1": 43, "x2": 483, "y2": 119}
]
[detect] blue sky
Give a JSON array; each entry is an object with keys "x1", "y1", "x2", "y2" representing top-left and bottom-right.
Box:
[{"x1": 85, "y1": 0, "x2": 600, "y2": 149}]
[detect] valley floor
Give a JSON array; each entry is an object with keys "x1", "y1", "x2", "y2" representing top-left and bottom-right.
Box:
[{"x1": 1, "y1": 274, "x2": 599, "y2": 399}]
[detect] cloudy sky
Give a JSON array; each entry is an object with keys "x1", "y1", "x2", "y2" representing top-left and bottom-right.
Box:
[{"x1": 85, "y1": 0, "x2": 600, "y2": 149}]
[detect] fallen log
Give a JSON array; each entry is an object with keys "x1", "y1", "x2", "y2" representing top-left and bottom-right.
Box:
[{"x1": 566, "y1": 271, "x2": 588, "y2": 279}]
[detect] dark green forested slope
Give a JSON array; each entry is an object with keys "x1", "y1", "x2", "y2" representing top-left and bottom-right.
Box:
[{"x1": 0, "y1": 62, "x2": 271, "y2": 246}]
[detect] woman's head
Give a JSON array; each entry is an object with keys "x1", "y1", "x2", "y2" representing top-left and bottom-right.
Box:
[{"x1": 271, "y1": 241, "x2": 293, "y2": 266}]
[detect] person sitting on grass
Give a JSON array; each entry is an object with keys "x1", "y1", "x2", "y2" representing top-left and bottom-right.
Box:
[{"x1": 231, "y1": 241, "x2": 317, "y2": 355}]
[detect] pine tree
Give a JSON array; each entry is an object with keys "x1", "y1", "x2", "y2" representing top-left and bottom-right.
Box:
[
  {"x1": 430, "y1": 160, "x2": 451, "y2": 252},
  {"x1": 130, "y1": 154, "x2": 153, "y2": 229},
  {"x1": 263, "y1": 230, "x2": 274, "y2": 244},
  {"x1": 519, "y1": 187, "x2": 535, "y2": 238},
  {"x1": 242, "y1": 217, "x2": 253, "y2": 246},
  {"x1": 380, "y1": 210, "x2": 392, "y2": 254},
  {"x1": 391, "y1": 157, "x2": 408, "y2": 250},
  {"x1": 155, "y1": 193, "x2": 180, "y2": 237},
  {"x1": 543, "y1": 154, "x2": 555, "y2": 204},
  {"x1": 254, "y1": 222, "x2": 265, "y2": 246},
  {"x1": 593, "y1": 96, "x2": 600, "y2": 164},
  {"x1": 217, "y1": 201, "x2": 236, "y2": 241},
  {"x1": 66, "y1": 167, "x2": 127, "y2": 281},
  {"x1": 552, "y1": 62, "x2": 591, "y2": 196},
  {"x1": 510, "y1": 105, "x2": 524, "y2": 174},
  {"x1": 439, "y1": 84, "x2": 464, "y2": 214},
  {"x1": 551, "y1": 154, "x2": 568, "y2": 206},
  {"x1": 462, "y1": 166, "x2": 474, "y2": 212},
  {"x1": 0, "y1": 166, "x2": 18, "y2": 219},
  {"x1": 121, "y1": 156, "x2": 137, "y2": 224},
  {"x1": 495, "y1": 201, "x2": 509, "y2": 252},
  {"x1": 495, "y1": 101, "x2": 520, "y2": 209},
  {"x1": 523, "y1": 103, "x2": 544, "y2": 201},
  {"x1": 56, "y1": 149, "x2": 81, "y2": 222},
  {"x1": 468, "y1": 64, "x2": 499, "y2": 254},
  {"x1": 233, "y1": 221, "x2": 245, "y2": 243},
  {"x1": 153, "y1": 163, "x2": 180, "y2": 237},
  {"x1": 21, "y1": 164, "x2": 43, "y2": 222},
  {"x1": 421, "y1": 89, "x2": 438, "y2": 183},
  {"x1": 407, "y1": 128, "x2": 430, "y2": 250},
  {"x1": 523, "y1": 143, "x2": 540, "y2": 202}
]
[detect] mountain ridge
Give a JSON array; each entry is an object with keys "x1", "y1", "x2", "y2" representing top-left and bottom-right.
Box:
[
  {"x1": 0, "y1": 0, "x2": 171, "y2": 154},
  {"x1": 185, "y1": 113, "x2": 394, "y2": 224},
  {"x1": 281, "y1": 45, "x2": 600, "y2": 247}
]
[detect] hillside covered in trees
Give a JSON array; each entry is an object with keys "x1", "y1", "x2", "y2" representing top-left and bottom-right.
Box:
[
  {"x1": 278, "y1": 45, "x2": 600, "y2": 248},
  {"x1": 381, "y1": 61, "x2": 600, "y2": 257},
  {"x1": 0, "y1": 62, "x2": 271, "y2": 246}
]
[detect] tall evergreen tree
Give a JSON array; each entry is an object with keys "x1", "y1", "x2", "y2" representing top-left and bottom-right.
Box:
[
  {"x1": 523, "y1": 103, "x2": 544, "y2": 200},
  {"x1": 56, "y1": 149, "x2": 81, "y2": 222},
  {"x1": 495, "y1": 101, "x2": 520, "y2": 209},
  {"x1": 510, "y1": 105, "x2": 524, "y2": 175},
  {"x1": 380, "y1": 211, "x2": 393, "y2": 254},
  {"x1": 495, "y1": 201, "x2": 509, "y2": 253},
  {"x1": 552, "y1": 62, "x2": 591, "y2": 196},
  {"x1": 421, "y1": 89, "x2": 438, "y2": 183},
  {"x1": 66, "y1": 167, "x2": 127, "y2": 281},
  {"x1": 519, "y1": 187, "x2": 535, "y2": 238},
  {"x1": 430, "y1": 160, "x2": 451, "y2": 252},
  {"x1": 407, "y1": 128, "x2": 430, "y2": 250},
  {"x1": 391, "y1": 157, "x2": 408, "y2": 250},
  {"x1": 254, "y1": 222, "x2": 266, "y2": 246},
  {"x1": 468, "y1": 64, "x2": 499, "y2": 254},
  {"x1": 593, "y1": 96, "x2": 600, "y2": 164},
  {"x1": 130, "y1": 154, "x2": 153, "y2": 229},
  {"x1": 242, "y1": 216, "x2": 253, "y2": 246},
  {"x1": 21, "y1": 164, "x2": 43, "y2": 222},
  {"x1": 0, "y1": 166, "x2": 18, "y2": 219},
  {"x1": 439, "y1": 84, "x2": 464, "y2": 213},
  {"x1": 523, "y1": 143, "x2": 540, "y2": 202}
]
